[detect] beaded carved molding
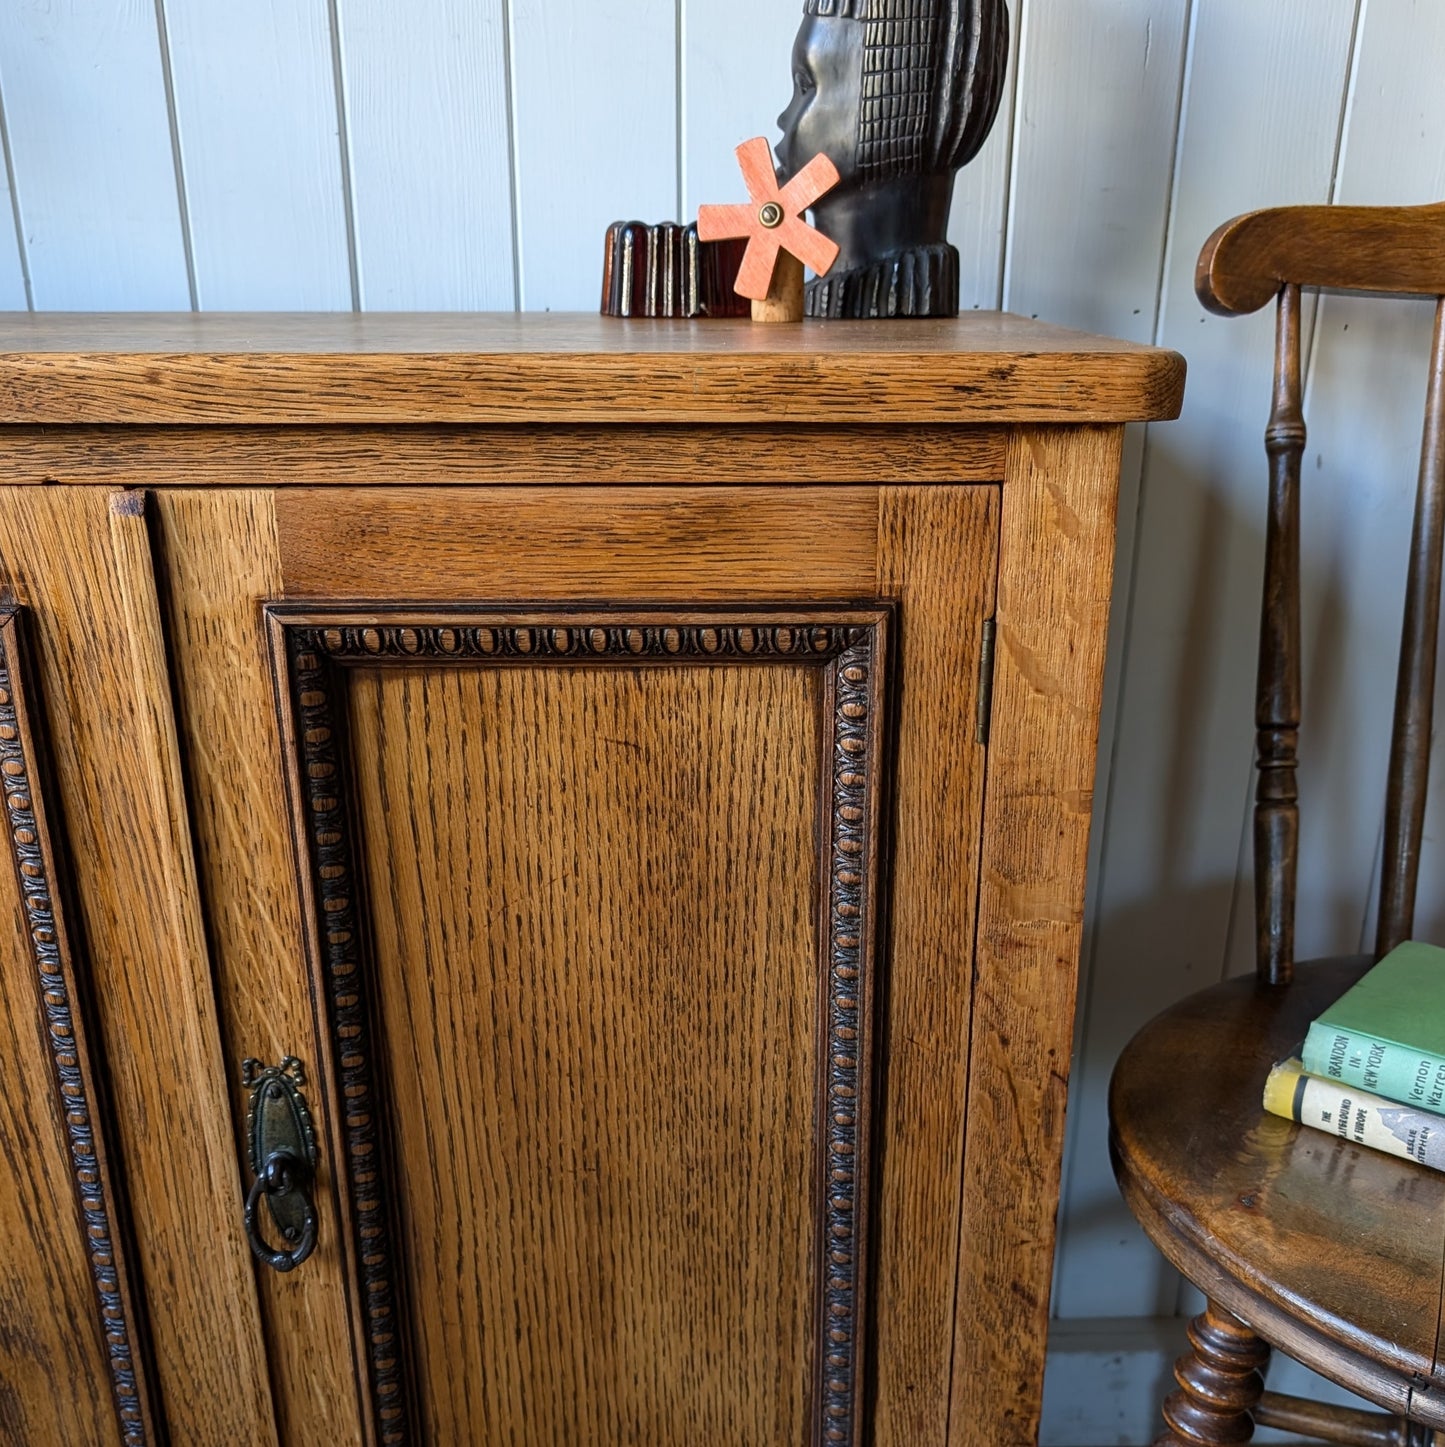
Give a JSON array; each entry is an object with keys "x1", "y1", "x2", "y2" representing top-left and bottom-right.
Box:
[
  {"x1": 267, "y1": 605, "x2": 891, "y2": 1447},
  {"x1": 0, "y1": 606, "x2": 158, "y2": 1446}
]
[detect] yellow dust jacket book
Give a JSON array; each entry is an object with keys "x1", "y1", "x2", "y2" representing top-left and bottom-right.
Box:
[{"x1": 1264, "y1": 1057, "x2": 1445, "y2": 1171}]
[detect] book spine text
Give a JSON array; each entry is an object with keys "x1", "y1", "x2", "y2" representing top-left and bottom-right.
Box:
[
  {"x1": 1300, "y1": 1021, "x2": 1445, "y2": 1116},
  {"x1": 1263, "y1": 1058, "x2": 1445, "y2": 1171}
]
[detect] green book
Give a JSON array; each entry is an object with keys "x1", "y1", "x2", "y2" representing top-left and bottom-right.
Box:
[{"x1": 1301, "y1": 941, "x2": 1445, "y2": 1115}]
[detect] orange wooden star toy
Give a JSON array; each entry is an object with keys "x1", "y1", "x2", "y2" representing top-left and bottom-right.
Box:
[{"x1": 697, "y1": 136, "x2": 840, "y2": 322}]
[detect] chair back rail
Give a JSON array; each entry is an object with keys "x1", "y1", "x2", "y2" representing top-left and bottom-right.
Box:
[
  {"x1": 1198, "y1": 202, "x2": 1445, "y2": 316},
  {"x1": 1195, "y1": 203, "x2": 1445, "y2": 983}
]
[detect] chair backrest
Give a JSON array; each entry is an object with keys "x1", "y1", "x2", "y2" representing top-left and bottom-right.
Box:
[{"x1": 1196, "y1": 202, "x2": 1445, "y2": 985}]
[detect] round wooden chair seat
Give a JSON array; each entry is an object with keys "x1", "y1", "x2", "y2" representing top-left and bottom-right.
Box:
[{"x1": 1110, "y1": 955, "x2": 1445, "y2": 1426}]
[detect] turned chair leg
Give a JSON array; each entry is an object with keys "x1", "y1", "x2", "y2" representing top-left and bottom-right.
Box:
[{"x1": 1156, "y1": 1302, "x2": 1270, "y2": 1446}]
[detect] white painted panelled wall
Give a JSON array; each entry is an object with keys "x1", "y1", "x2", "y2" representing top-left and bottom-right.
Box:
[{"x1": 3, "y1": 1, "x2": 1445, "y2": 1441}]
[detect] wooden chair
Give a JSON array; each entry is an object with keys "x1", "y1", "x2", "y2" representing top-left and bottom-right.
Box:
[{"x1": 1109, "y1": 201, "x2": 1445, "y2": 1447}]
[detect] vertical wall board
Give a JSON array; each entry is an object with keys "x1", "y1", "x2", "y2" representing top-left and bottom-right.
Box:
[
  {"x1": 335, "y1": 0, "x2": 514, "y2": 310},
  {"x1": 0, "y1": 175, "x2": 25, "y2": 309},
  {"x1": 162, "y1": 0, "x2": 352, "y2": 310},
  {"x1": 948, "y1": 0, "x2": 1022, "y2": 313},
  {"x1": 1002, "y1": 0, "x2": 1187, "y2": 345},
  {"x1": 0, "y1": 0, "x2": 190, "y2": 309},
  {"x1": 0, "y1": 117, "x2": 26, "y2": 308},
  {"x1": 1047, "y1": 0, "x2": 1360, "y2": 1322},
  {"x1": 1219, "y1": 0, "x2": 1445, "y2": 979},
  {"x1": 681, "y1": 0, "x2": 799, "y2": 226},
  {"x1": 511, "y1": 0, "x2": 677, "y2": 312}
]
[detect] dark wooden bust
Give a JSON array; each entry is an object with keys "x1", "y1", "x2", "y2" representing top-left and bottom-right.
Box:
[{"x1": 775, "y1": 0, "x2": 1010, "y2": 318}]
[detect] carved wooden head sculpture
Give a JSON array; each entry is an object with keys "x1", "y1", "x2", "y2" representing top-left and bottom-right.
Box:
[{"x1": 776, "y1": 0, "x2": 1009, "y2": 318}]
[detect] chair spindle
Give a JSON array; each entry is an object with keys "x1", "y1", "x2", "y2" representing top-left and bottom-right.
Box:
[
  {"x1": 1255, "y1": 284, "x2": 1304, "y2": 985},
  {"x1": 1376, "y1": 295, "x2": 1445, "y2": 958},
  {"x1": 1254, "y1": 1391, "x2": 1434, "y2": 1445}
]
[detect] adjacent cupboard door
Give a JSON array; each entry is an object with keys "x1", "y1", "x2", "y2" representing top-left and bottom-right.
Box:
[{"x1": 151, "y1": 482, "x2": 999, "y2": 1446}]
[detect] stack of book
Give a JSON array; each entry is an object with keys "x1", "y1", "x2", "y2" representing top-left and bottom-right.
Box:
[{"x1": 1263, "y1": 940, "x2": 1445, "y2": 1172}]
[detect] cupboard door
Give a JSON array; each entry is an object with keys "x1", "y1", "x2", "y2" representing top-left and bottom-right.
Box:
[
  {"x1": 0, "y1": 488, "x2": 278, "y2": 1447},
  {"x1": 155, "y1": 484, "x2": 998, "y2": 1446},
  {"x1": 276, "y1": 605, "x2": 889, "y2": 1446}
]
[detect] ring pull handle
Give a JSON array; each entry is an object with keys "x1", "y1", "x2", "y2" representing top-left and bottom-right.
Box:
[
  {"x1": 244, "y1": 1149, "x2": 318, "y2": 1272},
  {"x1": 240, "y1": 1057, "x2": 320, "y2": 1273}
]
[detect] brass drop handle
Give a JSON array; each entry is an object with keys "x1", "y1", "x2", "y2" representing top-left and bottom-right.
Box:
[
  {"x1": 240, "y1": 1057, "x2": 320, "y2": 1273},
  {"x1": 244, "y1": 1149, "x2": 318, "y2": 1272}
]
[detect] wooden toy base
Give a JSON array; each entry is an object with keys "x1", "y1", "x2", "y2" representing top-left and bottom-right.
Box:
[{"x1": 751, "y1": 250, "x2": 805, "y2": 323}]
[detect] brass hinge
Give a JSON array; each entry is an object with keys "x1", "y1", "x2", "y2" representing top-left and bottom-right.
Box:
[{"x1": 976, "y1": 618, "x2": 996, "y2": 746}]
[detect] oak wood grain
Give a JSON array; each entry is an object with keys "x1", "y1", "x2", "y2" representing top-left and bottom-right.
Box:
[
  {"x1": 950, "y1": 426, "x2": 1124, "y2": 1445},
  {"x1": 0, "y1": 607, "x2": 151, "y2": 1447},
  {"x1": 870, "y1": 486, "x2": 999, "y2": 1447},
  {"x1": 0, "y1": 424, "x2": 1006, "y2": 488},
  {"x1": 0, "y1": 489, "x2": 277, "y2": 1445},
  {"x1": 353, "y1": 661, "x2": 823, "y2": 1443},
  {"x1": 276, "y1": 486, "x2": 880, "y2": 601},
  {"x1": 0, "y1": 908, "x2": 126, "y2": 1447},
  {"x1": 149, "y1": 490, "x2": 363, "y2": 1447},
  {"x1": 0, "y1": 313, "x2": 1185, "y2": 426}
]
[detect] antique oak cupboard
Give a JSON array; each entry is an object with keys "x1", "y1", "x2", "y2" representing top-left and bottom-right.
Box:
[{"x1": 0, "y1": 315, "x2": 1182, "y2": 1447}]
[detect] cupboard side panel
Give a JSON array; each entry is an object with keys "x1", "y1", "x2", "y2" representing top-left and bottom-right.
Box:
[
  {"x1": 0, "y1": 488, "x2": 277, "y2": 1446},
  {"x1": 871, "y1": 485, "x2": 999, "y2": 1447},
  {"x1": 150, "y1": 490, "x2": 363, "y2": 1446},
  {"x1": 950, "y1": 427, "x2": 1123, "y2": 1446}
]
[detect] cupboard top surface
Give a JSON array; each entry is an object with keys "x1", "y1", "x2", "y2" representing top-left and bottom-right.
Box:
[{"x1": 0, "y1": 311, "x2": 1184, "y2": 426}]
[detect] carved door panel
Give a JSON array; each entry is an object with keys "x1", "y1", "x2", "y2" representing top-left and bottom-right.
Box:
[{"x1": 154, "y1": 483, "x2": 999, "y2": 1447}]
